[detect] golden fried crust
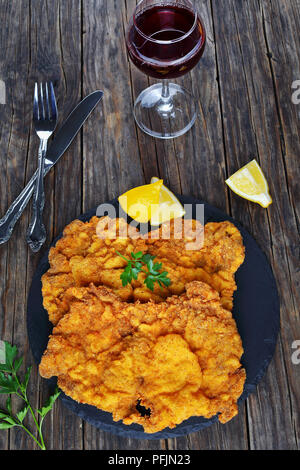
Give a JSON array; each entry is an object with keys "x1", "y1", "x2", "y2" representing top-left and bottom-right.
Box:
[
  {"x1": 147, "y1": 219, "x2": 244, "y2": 271},
  {"x1": 39, "y1": 282, "x2": 246, "y2": 433},
  {"x1": 42, "y1": 217, "x2": 147, "y2": 324},
  {"x1": 42, "y1": 273, "x2": 75, "y2": 326},
  {"x1": 146, "y1": 219, "x2": 245, "y2": 310},
  {"x1": 42, "y1": 217, "x2": 245, "y2": 325}
]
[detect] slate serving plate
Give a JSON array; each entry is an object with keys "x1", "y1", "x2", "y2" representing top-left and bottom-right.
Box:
[{"x1": 27, "y1": 196, "x2": 280, "y2": 439}]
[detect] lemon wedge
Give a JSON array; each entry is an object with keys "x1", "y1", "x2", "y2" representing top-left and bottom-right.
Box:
[
  {"x1": 150, "y1": 177, "x2": 186, "y2": 225},
  {"x1": 225, "y1": 160, "x2": 272, "y2": 208},
  {"x1": 118, "y1": 180, "x2": 163, "y2": 223}
]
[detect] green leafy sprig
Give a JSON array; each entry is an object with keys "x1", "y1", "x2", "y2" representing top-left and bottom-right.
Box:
[
  {"x1": 0, "y1": 341, "x2": 60, "y2": 450},
  {"x1": 117, "y1": 251, "x2": 171, "y2": 292}
]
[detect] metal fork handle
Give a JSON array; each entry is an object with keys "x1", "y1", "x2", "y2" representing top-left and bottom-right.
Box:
[
  {"x1": 0, "y1": 169, "x2": 39, "y2": 244},
  {"x1": 26, "y1": 139, "x2": 48, "y2": 252}
]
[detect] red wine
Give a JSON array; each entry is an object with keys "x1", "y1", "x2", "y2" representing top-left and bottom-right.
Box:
[{"x1": 126, "y1": 4, "x2": 206, "y2": 79}]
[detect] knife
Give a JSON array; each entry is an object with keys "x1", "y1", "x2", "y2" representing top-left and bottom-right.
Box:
[{"x1": 0, "y1": 90, "x2": 104, "y2": 245}]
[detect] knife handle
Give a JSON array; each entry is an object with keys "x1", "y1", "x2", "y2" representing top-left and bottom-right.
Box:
[
  {"x1": 0, "y1": 170, "x2": 39, "y2": 245},
  {"x1": 26, "y1": 141, "x2": 48, "y2": 253}
]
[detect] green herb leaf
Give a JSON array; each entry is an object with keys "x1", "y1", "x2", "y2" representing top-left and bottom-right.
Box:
[
  {"x1": 117, "y1": 251, "x2": 171, "y2": 292},
  {"x1": 0, "y1": 342, "x2": 59, "y2": 450},
  {"x1": 22, "y1": 366, "x2": 32, "y2": 391},
  {"x1": 0, "y1": 422, "x2": 16, "y2": 430},
  {"x1": 0, "y1": 372, "x2": 19, "y2": 394},
  {"x1": 141, "y1": 254, "x2": 154, "y2": 264},
  {"x1": 131, "y1": 252, "x2": 143, "y2": 260},
  {"x1": 144, "y1": 276, "x2": 155, "y2": 292},
  {"x1": 13, "y1": 357, "x2": 23, "y2": 373},
  {"x1": 6, "y1": 397, "x2": 12, "y2": 415},
  {"x1": 131, "y1": 267, "x2": 141, "y2": 280},
  {"x1": 4, "y1": 342, "x2": 18, "y2": 370},
  {"x1": 120, "y1": 265, "x2": 133, "y2": 287},
  {"x1": 17, "y1": 406, "x2": 29, "y2": 423},
  {"x1": 2, "y1": 416, "x2": 17, "y2": 426},
  {"x1": 37, "y1": 387, "x2": 61, "y2": 418}
]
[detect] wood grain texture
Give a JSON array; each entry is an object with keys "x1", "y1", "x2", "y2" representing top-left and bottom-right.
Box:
[
  {"x1": 82, "y1": 0, "x2": 145, "y2": 211},
  {"x1": 0, "y1": 0, "x2": 299, "y2": 450},
  {"x1": 0, "y1": 0, "x2": 37, "y2": 451},
  {"x1": 261, "y1": 0, "x2": 300, "y2": 447},
  {"x1": 212, "y1": 0, "x2": 299, "y2": 449}
]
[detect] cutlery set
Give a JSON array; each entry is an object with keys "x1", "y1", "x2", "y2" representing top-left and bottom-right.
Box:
[
  {"x1": 0, "y1": 86, "x2": 103, "y2": 252},
  {"x1": 26, "y1": 82, "x2": 58, "y2": 252}
]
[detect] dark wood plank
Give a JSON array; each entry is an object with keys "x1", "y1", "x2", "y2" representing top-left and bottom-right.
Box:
[
  {"x1": 82, "y1": 0, "x2": 145, "y2": 212},
  {"x1": 28, "y1": 0, "x2": 83, "y2": 450},
  {"x1": 247, "y1": 340, "x2": 298, "y2": 450},
  {"x1": 170, "y1": 0, "x2": 231, "y2": 210},
  {"x1": 260, "y1": 0, "x2": 300, "y2": 447},
  {"x1": 82, "y1": 431, "x2": 168, "y2": 451},
  {"x1": 82, "y1": 0, "x2": 158, "y2": 450},
  {"x1": 0, "y1": 0, "x2": 83, "y2": 451},
  {"x1": 124, "y1": 0, "x2": 160, "y2": 186},
  {"x1": 211, "y1": 0, "x2": 299, "y2": 449},
  {"x1": 168, "y1": 414, "x2": 249, "y2": 450},
  {"x1": 0, "y1": 0, "x2": 36, "y2": 451}
]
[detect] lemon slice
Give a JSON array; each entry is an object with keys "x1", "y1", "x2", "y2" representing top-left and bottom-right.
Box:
[
  {"x1": 118, "y1": 180, "x2": 163, "y2": 223},
  {"x1": 225, "y1": 160, "x2": 272, "y2": 208},
  {"x1": 150, "y1": 177, "x2": 186, "y2": 225}
]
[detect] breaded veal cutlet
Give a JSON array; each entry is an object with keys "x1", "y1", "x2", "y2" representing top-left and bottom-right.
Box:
[{"x1": 39, "y1": 281, "x2": 246, "y2": 433}]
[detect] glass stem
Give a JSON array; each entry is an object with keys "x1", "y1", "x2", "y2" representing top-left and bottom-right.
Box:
[
  {"x1": 157, "y1": 80, "x2": 173, "y2": 117},
  {"x1": 162, "y1": 80, "x2": 170, "y2": 100}
]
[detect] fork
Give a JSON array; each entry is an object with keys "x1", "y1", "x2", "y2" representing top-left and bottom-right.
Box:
[{"x1": 26, "y1": 82, "x2": 57, "y2": 252}]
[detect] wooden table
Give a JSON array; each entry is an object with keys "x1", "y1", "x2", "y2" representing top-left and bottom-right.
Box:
[{"x1": 0, "y1": 0, "x2": 299, "y2": 451}]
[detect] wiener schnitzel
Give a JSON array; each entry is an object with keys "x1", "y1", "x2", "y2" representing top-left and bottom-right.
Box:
[
  {"x1": 145, "y1": 218, "x2": 245, "y2": 310},
  {"x1": 42, "y1": 217, "x2": 147, "y2": 325},
  {"x1": 39, "y1": 282, "x2": 246, "y2": 433},
  {"x1": 42, "y1": 217, "x2": 245, "y2": 325}
]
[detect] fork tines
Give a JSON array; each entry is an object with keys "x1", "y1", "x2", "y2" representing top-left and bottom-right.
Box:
[{"x1": 33, "y1": 82, "x2": 57, "y2": 123}]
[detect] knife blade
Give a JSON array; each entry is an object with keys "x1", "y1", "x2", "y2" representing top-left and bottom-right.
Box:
[
  {"x1": 0, "y1": 90, "x2": 104, "y2": 245},
  {"x1": 44, "y1": 90, "x2": 103, "y2": 173}
]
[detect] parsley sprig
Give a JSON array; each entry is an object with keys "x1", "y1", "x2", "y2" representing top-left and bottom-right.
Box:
[
  {"x1": 117, "y1": 251, "x2": 171, "y2": 292},
  {"x1": 0, "y1": 341, "x2": 60, "y2": 450}
]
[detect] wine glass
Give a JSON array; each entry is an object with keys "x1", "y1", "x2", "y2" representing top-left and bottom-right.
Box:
[{"x1": 126, "y1": 0, "x2": 206, "y2": 139}]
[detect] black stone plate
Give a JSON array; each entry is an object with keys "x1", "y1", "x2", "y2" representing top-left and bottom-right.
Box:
[{"x1": 27, "y1": 196, "x2": 280, "y2": 439}]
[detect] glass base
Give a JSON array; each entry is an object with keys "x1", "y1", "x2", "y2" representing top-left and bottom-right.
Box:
[{"x1": 134, "y1": 83, "x2": 198, "y2": 139}]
